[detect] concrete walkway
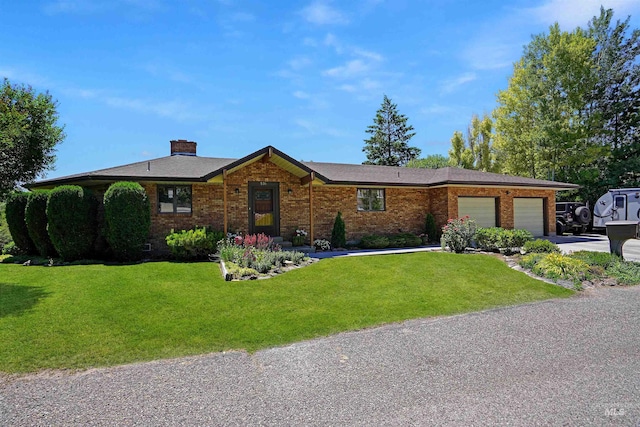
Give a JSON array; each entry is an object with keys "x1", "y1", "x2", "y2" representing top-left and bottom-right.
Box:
[{"x1": 310, "y1": 233, "x2": 640, "y2": 262}]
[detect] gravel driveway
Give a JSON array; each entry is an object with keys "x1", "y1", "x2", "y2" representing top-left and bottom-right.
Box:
[{"x1": 2, "y1": 286, "x2": 640, "y2": 426}]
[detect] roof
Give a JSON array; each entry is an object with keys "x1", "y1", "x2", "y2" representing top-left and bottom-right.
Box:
[{"x1": 28, "y1": 145, "x2": 579, "y2": 190}]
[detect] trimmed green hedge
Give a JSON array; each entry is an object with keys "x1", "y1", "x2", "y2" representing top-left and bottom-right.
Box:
[
  {"x1": 47, "y1": 185, "x2": 97, "y2": 261},
  {"x1": 5, "y1": 192, "x2": 36, "y2": 254},
  {"x1": 104, "y1": 182, "x2": 151, "y2": 261},
  {"x1": 25, "y1": 190, "x2": 57, "y2": 257}
]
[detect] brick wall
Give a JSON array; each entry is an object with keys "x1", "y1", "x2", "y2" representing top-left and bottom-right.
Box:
[
  {"x1": 444, "y1": 187, "x2": 556, "y2": 234},
  {"x1": 139, "y1": 166, "x2": 557, "y2": 253},
  {"x1": 312, "y1": 186, "x2": 429, "y2": 241},
  {"x1": 141, "y1": 182, "x2": 224, "y2": 252}
]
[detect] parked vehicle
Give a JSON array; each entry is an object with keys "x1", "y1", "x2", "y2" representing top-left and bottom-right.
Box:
[
  {"x1": 593, "y1": 188, "x2": 640, "y2": 229},
  {"x1": 556, "y1": 202, "x2": 591, "y2": 235}
]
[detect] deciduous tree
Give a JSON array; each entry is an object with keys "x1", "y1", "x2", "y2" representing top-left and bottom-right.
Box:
[{"x1": 0, "y1": 79, "x2": 65, "y2": 199}]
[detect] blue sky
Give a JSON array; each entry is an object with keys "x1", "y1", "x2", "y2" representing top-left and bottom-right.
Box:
[{"x1": 3, "y1": 0, "x2": 640, "y2": 180}]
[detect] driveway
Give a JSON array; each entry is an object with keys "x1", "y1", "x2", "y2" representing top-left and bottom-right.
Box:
[
  {"x1": 2, "y1": 286, "x2": 640, "y2": 426},
  {"x1": 548, "y1": 232, "x2": 640, "y2": 262}
]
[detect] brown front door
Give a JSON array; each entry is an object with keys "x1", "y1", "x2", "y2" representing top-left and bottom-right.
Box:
[{"x1": 249, "y1": 182, "x2": 280, "y2": 237}]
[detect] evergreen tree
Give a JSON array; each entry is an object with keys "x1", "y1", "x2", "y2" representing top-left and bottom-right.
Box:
[{"x1": 363, "y1": 95, "x2": 420, "y2": 166}]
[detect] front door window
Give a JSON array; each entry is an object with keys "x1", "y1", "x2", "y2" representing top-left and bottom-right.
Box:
[
  {"x1": 249, "y1": 182, "x2": 279, "y2": 236},
  {"x1": 254, "y1": 190, "x2": 274, "y2": 228}
]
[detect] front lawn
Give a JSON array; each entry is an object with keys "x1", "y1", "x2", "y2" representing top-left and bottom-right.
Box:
[{"x1": 0, "y1": 252, "x2": 572, "y2": 373}]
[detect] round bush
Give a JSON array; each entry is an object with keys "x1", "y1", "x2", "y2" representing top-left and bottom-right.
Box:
[
  {"x1": 25, "y1": 190, "x2": 57, "y2": 257},
  {"x1": 359, "y1": 234, "x2": 390, "y2": 249},
  {"x1": 522, "y1": 239, "x2": 560, "y2": 254},
  {"x1": 104, "y1": 181, "x2": 151, "y2": 261},
  {"x1": 5, "y1": 192, "x2": 36, "y2": 254},
  {"x1": 47, "y1": 185, "x2": 98, "y2": 261}
]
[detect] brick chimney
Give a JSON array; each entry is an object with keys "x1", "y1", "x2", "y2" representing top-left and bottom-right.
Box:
[{"x1": 170, "y1": 139, "x2": 197, "y2": 156}]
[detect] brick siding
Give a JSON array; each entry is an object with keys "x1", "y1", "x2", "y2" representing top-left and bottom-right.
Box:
[{"x1": 138, "y1": 162, "x2": 557, "y2": 253}]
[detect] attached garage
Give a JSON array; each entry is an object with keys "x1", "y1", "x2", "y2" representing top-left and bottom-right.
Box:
[
  {"x1": 514, "y1": 198, "x2": 545, "y2": 236},
  {"x1": 458, "y1": 197, "x2": 497, "y2": 228}
]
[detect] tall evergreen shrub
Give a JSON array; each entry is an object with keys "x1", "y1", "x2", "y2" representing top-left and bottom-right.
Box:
[
  {"x1": 25, "y1": 190, "x2": 57, "y2": 257},
  {"x1": 47, "y1": 185, "x2": 97, "y2": 261},
  {"x1": 103, "y1": 181, "x2": 151, "y2": 261},
  {"x1": 331, "y1": 211, "x2": 346, "y2": 249},
  {"x1": 5, "y1": 192, "x2": 36, "y2": 254},
  {"x1": 425, "y1": 213, "x2": 438, "y2": 243}
]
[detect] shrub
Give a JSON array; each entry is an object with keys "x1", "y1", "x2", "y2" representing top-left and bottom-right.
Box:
[
  {"x1": 519, "y1": 253, "x2": 546, "y2": 270},
  {"x1": 25, "y1": 190, "x2": 57, "y2": 257},
  {"x1": 313, "y1": 239, "x2": 331, "y2": 251},
  {"x1": 522, "y1": 239, "x2": 560, "y2": 254},
  {"x1": 441, "y1": 216, "x2": 477, "y2": 253},
  {"x1": 5, "y1": 192, "x2": 37, "y2": 254},
  {"x1": 388, "y1": 232, "x2": 422, "y2": 248},
  {"x1": 165, "y1": 226, "x2": 225, "y2": 260},
  {"x1": 505, "y1": 229, "x2": 534, "y2": 248},
  {"x1": 46, "y1": 185, "x2": 98, "y2": 261},
  {"x1": 607, "y1": 261, "x2": 640, "y2": 285},
  {"x1": 0, "y1": 201, "x2": 13, "y2": 253},
  {"x1": 425, "y1": 213, "x2": 439, "y2": 243},
  {"x1": 331, "y1": 211, "x2": 346, "y2": 249},
  {"x1": 475, "y1": 227, "x2": 534, "y2": 251},
  {"x1": 568, "y1": 251, "x2": 621, "y2": 269},
  {"x1": 532, "y1": 253, "x2": 590, "y2": 283},
  {"x1": 474, "y1": 227, "x2": 504, "y2": 251},
  {"x1": 359, "y1": 234, "x2": 389, "y2": 249},
  {"x1": 104, "y1": 182, "x2": 151, "y2": 261},
  {"x1": 1, "y1": 241, "x2": 21, "y2": 255}
]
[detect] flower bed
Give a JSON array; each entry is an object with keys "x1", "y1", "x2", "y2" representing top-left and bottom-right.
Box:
[{"x1": 218, "y1": 233, "x2": 311, "y2": 280}]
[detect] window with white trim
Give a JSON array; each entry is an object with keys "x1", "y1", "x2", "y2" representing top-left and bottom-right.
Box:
[
  {"x1": 158, "y1": 185, "x2": 192, "y2": 214},
  {"x1": 357, "y1": 188, "x2": 385, "y2": 211}
]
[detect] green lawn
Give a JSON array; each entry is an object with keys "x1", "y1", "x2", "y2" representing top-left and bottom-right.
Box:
[{"x1": 0, "y1": 252, "x2": 573, "y2": 373}]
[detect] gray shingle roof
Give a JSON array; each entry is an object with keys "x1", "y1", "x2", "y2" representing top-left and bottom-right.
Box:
[{"x1": 29, "y1": 145, "x2": 578, "y2": 190}]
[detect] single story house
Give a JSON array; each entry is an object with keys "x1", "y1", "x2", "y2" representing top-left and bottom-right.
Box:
[{"x1": 30, "y1": 140, "x2": 578, "y2": 252}]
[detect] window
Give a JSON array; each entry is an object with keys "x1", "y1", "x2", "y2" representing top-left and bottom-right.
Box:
[
  {"x1": 158, "y1": 185, "x2": 192, "y2": 214},
  {"x1": 357, "y1": 188, "x2": 385, "y2": 211}
]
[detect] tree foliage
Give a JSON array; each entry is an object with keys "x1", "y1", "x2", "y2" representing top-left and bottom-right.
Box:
[
  {"x1": 448, "y1": 114, "x2": 497, "y2": 171},
  {"x1": 494, "y1": 24, "x2": 598, "y2": 181},
  {"x1": 405, "y1": 154, "x2": 449, "y2": 169},
  {"x1": 0, "y1": 79, "x2": 65, "y2": 198},
  {"x1": 586, "y1": 8, "x2": 640, "y2": 198},
  {"x1": 25, "y1": 190, "x2": 57, "y2": 257},
  {"x1": 103, "y1": 181, "x2": 151, "y2": 261},
  {"x1": 5, "y1": 192, "x2": 36, "y2": 254},
  {"x1": 363, "y1": 95, "x2": 420, "y2": 166},
  {"x1": 46, "y1": 185, "x2": 97, "y2": 261},
  {"x1": 492, "y1": 8, "x2": 640, "y2": 205}
]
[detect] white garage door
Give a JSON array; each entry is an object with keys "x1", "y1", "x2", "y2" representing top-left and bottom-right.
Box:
[
  {"x1": 458, "y1": 197, "x2": 496, "y2": 228},
  {"x1": 514, "y1": 198, "x2": 544, "y2": 236}
]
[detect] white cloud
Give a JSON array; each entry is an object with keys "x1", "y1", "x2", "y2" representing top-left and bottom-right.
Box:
[
  {"x1": 105, "y1": 96, "x2": 204, "y2": 122},
  {"x1": 294, "y1": 118, "x2": 345, "y2": 137},
  {"x1": 421, "y1": 104, "x2": 454, "y2": 115},
  {"x1": 293, "y1": 90, "x2": 310, "y2": 99},
  {"x1": 440, "y1": 72, "x2": 477, "y2": 94},
  {"x1": 288, "y1": 56, "x2": 312, "y2": 70},
  {"x1": 300, "y1": 1, "x2": 348, "y2": 25},
  {"x1": 353, "y1": 48, "x2": 383, "y2": 61},
  {"x1": 323, "y1": 59, "x2": 369, "y2": 78}
]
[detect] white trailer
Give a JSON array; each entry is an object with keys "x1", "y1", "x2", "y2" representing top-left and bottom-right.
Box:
[{"x1": 593, "y1": 188, "x2": 640, "y2": 229}]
